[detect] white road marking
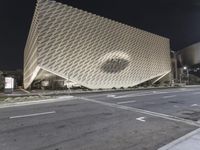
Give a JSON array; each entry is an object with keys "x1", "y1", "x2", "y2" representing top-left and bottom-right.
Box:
[
  {"x1": 90, "y1": 88, "x2": 200, "y2": 99},
  {"x1": 192, "y1": 92, "x2": 200, "y2": 95},
  {"x1": 107, "y1": 94, "x2": 115, "y2": 98},
  {"x1": 106, "y1": 88, "x2": 200, "y2": 99},
  {"x1": 173, "y1": 105, "x2": 179, "y2": 108},
  {"x1": 110, "y1": 91, "x2": 168, "y2": 99},
  {"x1": 117, "y1": 100, "x2": 136, "y2": 104},
  {"x1": 162, "y1": 95, "x2": 177, "y2": 99},
  {"x1": 136, "y1": 117, "x2": 146, "y2": 122},
  {"x1": 191, "y1": 104, "x2": 200, "y2": 107},
  {"x1": 78, "y1": 97, "x2": 200, "y2": 127},
  {"x1": 57, "y1": 96, "x2": 73, "y2": 99},
  {"x1": 9, "y1": 111, "x2": 56, "y2": 119}
]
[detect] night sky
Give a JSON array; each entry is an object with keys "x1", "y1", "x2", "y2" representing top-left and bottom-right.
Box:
[{"x1": 0, "y1": 0, "x2": 200, "y2": 70}]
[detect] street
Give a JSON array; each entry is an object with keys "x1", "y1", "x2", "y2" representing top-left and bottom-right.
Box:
[{"x1": 0, "y1": 87, "x2": 200, "y2": 150}]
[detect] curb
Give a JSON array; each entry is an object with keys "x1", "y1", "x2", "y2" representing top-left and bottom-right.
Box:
[
  {"x1": 158, "y1": 128, "x2": 200, "y2": 150},
  {"x1": 0, "y1": 96, "x2": 74, "y2": 109},
  {"x1": 0, "y1": 86, "x2": 183, "y2": 98}
]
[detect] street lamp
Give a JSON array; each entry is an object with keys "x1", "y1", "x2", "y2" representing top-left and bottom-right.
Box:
[
  {"x1": 183, "y1": 66, "x2": 187, "y2": 70},
  {"x1": 183, "y1": 66, "x2": 189, "y2": 84}
]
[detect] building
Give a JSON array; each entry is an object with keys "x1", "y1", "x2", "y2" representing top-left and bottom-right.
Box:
[
  {"x1": 178, "y1": 42, "x2": 200, "y2": 67},
  {"x1": 177, "y1": 42, "x2": 200, "y2": 84},
  {"x1": 24, "y1": 0, "x2": 171, "y2": 89}
]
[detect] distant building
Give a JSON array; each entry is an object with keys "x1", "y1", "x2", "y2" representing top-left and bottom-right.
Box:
[
  {"x1": 177, "y1": 42, "x2": 200, "y2": 84},
  {"x1": 24, "y1": 0, "x2": 171, "y2": 89},
  {"x1": 178, "y1": 42, "x2": 200, "y2": 67}
]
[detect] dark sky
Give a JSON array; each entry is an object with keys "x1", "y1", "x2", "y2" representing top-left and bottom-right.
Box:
[{"x1": 0, "y1": 0, "x2": 200, "y2": 70}]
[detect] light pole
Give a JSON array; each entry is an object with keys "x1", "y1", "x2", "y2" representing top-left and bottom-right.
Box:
[{"x1": 183, "y1": 66, "x2": 189, "y2": 84}]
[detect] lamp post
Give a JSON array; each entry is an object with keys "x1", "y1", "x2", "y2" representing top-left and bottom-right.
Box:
[{"x1": 183, "y1": 66, "x2": 189, "y2": 84}]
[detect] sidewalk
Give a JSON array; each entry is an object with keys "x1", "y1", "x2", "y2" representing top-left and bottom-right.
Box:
[
  {"x1": 158, "y1": 128, "x2": 200, "y2": 150},
  {"x1": 0, "y1": 86, "x2": 182, "y2": 97},
  {"x1": 0, "y1": 86, "x2": 174, "y2": 105}
]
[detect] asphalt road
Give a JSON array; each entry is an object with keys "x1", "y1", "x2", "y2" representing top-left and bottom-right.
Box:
[{"x1": 0, "y1": 87, "x2": 200, "y2": 150}]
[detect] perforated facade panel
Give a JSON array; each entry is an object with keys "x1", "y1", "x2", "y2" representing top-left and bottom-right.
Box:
[{"x1": 24, "y1": 0, "x2": 171, "y2": 89}]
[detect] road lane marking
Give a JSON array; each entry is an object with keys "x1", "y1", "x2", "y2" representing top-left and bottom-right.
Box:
[
  {"x1": 117, "y1": 100, "x2": 136, "y2": 104},
  {"x1": 109, "y1": 92, "x2": 168, "y2": 99},
  {"x1": 136, "y1": 117, "x2": 146, "y2": 122},
  {"x1": 192, "y1": 92, "x2": 200, "y2": 95},
  {"x1": 162, "y1": 95, "x2": 177, "y2": 99},
  {"x1": 78, "y1": 97, "x2": 200, "y2": 127},
  {"x1": 107, "y1": 94, "x2": 115, "y2": 98},
  {"x1": 86, "y1": 88, "x2": 200, "y2": 99},
  {"x1": 173, "y1": 105, "x2": 179, "y2": 108},
  {"x1": 191, "y1": 104, "x2": 200, "y2": 107},
  {"x1": 9, "y1": 111, "x2": 56, "y2": 119},
  {"x1": 106, "y1": 88, "x2": 200, "y2": 99}
]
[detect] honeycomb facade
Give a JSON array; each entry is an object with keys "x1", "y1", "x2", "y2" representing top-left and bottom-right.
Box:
[{"x1": 24, "y1": 0, "x2": 171, "y2": 89}]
